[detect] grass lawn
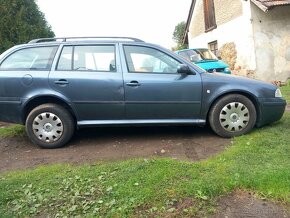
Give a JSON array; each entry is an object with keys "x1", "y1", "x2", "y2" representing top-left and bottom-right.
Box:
[
  {"x1": 0, "y1": 112, "x2": 289, "y2": 217},
  {"x1": 281, "y1": 80, "x2": 290, "y2": 103},
  {"x1": 0, "y1": 124, "x2": 25, "y2": 137}
]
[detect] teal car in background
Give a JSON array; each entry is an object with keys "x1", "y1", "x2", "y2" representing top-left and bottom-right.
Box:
[{"x1": 176, "y1": 48, "x2": 231, "y2": 74}]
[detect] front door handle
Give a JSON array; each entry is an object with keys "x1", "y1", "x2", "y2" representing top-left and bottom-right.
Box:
[
  {"x1": 54, "y1": 79, "x2": 69, "y2": 85},
  {"x1": 126, "y1": 81, "x2": 141, "y2": 87}
]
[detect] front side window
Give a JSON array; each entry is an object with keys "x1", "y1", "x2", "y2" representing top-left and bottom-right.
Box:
[
  {"x1": 57, "y1": 45, "x2": 116, "y2": 72},
  {"x1": 0, "y1": 46, "x2": 57, "y2": 70},
  {"x1": 124, "y1": 46, "x2": 180, "y2": 74}
]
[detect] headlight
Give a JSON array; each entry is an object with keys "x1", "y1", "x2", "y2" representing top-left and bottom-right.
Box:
[
  {"x1": 275, "y1": 88, "x2": 282, "y2": 98},
  {"x1": 224, "y1": 68, "x2": 231, "y2": 74}
]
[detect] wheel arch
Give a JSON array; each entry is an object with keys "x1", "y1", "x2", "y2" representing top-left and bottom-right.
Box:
[
  {"x1": 206, "y1": 91, "x2": 261, "y2": 125},
  {"x1": 22, "y1": 95, "x2": 78, "y2": 125}
]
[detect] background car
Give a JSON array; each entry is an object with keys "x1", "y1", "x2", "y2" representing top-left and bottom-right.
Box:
[{"x1": 175, "y1": 48, "x2": 231, "y2": 74}]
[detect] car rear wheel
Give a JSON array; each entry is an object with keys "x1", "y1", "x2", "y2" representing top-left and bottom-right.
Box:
[
  {"x1": 209, "y1": 94, "x2": 256, "y2": 138},
  {"x1": 26, "y1": 103, "x2": 74, "y2": 148}
]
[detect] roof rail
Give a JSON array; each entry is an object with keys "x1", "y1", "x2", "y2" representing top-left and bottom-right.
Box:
[{"x1": 28, "y1": 37, "x2": 144, "y2": 43}]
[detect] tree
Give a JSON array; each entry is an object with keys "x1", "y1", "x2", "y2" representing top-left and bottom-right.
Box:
[
  {"x1": 0, "y1": 0, "x2": 54, "y2": 54},
  {"x1": 172, "y1": 21, "x2": 188, "y2": 51}
]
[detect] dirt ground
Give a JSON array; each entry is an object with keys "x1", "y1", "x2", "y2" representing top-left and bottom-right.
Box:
[
  {"x1": 212, "y1": 190, "x2": 290, "y2": 218},
  {"x1": 0, "y1": 124, "x2": 229, "y2": 173},
  {"x1": 1, "y1": 123, "x2": 289, "y2": 217}
]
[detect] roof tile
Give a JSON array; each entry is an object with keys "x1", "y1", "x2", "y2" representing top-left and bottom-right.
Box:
[{"x1": 251, "y1": 0, "x2": 290, "y2": 12}]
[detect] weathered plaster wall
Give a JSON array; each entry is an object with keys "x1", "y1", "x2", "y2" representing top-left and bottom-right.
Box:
[
  {"x1": 188, "y1": 0, "x2": 256, "y2": 74},
  {"x1": 251, "y1": 3, "x2": 290, "y2": 82}
]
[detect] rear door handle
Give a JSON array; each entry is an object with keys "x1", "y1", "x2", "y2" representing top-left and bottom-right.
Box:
[
  {"x1": 126, "y1": 81, "x2": 140, "y2": 87},
  {"x1": 54, "y1": 79, "x2": 69, "y2": 85}
]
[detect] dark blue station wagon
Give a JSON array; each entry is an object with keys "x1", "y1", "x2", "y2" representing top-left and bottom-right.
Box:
[{"x1": 0, "y1": 37, "x2": 286, "y2": 148}]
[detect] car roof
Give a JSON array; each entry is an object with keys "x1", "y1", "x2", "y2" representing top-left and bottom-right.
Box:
[
  {"x1": 11, "y1": 37, "x2": 153, "y2": 48},
  {"x1": 5, "y1": 37, "x2": 171, "y2": 59},
  {"x1": 28, "y1": 37, "x2": 144, "y2": 44}
]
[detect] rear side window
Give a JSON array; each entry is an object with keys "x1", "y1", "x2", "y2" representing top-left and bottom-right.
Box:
[
  {"x1": 57, "y1": 46, "x2": 73, "y2": 70},
  {"x1": 0, "y1": 46, "x2": 57, "y2": 70},
  {"x1": 57, "y1": 45, "x2": 116, "y2": 72}
]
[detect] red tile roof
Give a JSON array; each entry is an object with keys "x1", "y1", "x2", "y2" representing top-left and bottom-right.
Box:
[{"x1": 251, "y1": 0, "x2": 290, "y2": 12}]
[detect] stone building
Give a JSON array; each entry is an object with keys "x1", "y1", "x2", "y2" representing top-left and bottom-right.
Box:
[{"x1": 183, "y1": 0, "x2": 290, "y2": 82}]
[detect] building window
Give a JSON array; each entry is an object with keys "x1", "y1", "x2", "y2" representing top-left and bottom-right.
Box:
[
  {"x1": 208, "y1": 41, "x2": 218, "y2": 56},
  {"x1": 203, "y1": 0, "x2": 217, "y2": 32}
]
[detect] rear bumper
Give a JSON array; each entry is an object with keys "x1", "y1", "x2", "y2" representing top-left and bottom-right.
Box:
[
  {"x1": 0, "y1": 101, "x2": 23, "y2": 124},
  {"x1": 256, "y1": 98, "x2": 286, "y2": 127}
]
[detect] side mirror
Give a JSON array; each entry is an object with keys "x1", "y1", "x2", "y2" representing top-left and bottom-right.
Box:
[{"x1": 177, "y1": 64, "x2": 193, "y2": 74}]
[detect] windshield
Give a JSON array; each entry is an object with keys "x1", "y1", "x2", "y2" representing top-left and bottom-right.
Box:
[
  {"x1": 195, "y1": 49, "x2": 218, "y2": 61},
  {"x1": 178, "y1": 48, "x2": 218, "y2": 63}
]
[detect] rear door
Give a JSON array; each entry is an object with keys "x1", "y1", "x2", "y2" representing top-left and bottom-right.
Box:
[
  {"x1": 0, "y1": 45, "x2": 58, "y2": 123},
  {"x1": 49, "y1": 43, "x2": 124, "y2": 122},
  {"x1": 121, "y1": 44, "x2": 202, "y2": 120}
]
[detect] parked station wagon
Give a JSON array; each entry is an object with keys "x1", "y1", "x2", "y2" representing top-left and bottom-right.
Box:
[{"x1": 0, "y1": 37, "x2": 286, "y2": 148}]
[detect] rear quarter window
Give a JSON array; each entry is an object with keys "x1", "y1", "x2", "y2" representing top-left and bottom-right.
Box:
[{"x1": 0, "y1": 46, "x2": 58, "y2": 71}]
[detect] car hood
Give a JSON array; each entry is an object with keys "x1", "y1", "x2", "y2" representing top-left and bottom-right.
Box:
[
  {"x1": 195, "y1": 60, "x2": 228, "y2": 70},
  {"x1": 200, "y1": 72, "x2": 277, "y2": 98}
]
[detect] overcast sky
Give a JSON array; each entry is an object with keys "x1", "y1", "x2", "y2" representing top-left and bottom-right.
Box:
[{"x1": 36, "y1": 0, "x2": 191, "y2": 48}]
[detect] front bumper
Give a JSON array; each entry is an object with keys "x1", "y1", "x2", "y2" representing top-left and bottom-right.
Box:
[{"x1": 256, "y1": 97, "x2": 286, "y2": 127}]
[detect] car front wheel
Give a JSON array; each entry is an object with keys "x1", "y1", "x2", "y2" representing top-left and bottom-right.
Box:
[
  {"x1": 26, "y1": 103, "x2": 75, "y2": 148},
  {"x1": 209, "y1": 94, "x2": 256, "y2": 138}
]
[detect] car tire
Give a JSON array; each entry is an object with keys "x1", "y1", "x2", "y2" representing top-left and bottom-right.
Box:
[
  {"x1": 209, "y1": 94, "x2": 256, "y2": 138},
  {"x1": 26, "y1": 103, "x2": 75, "y2": 148}
]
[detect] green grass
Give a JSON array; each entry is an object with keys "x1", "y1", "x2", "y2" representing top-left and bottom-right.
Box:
[
  {"x1": 0, "y1": 124, "x2": 25, "y2": 137},
  {"x1": 281, "y1": 80, "x2": 290, "y2": 103},
  {"x1": 0, "y1": 113, "x2": 289, "y2": 217}
]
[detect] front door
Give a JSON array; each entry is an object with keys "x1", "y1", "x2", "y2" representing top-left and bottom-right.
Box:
[
  {"x1": 121, "y1": 45, "x2": 202, "y2": 120},
  {"x1": 49, "y1": 44, "x2": 124, "y2": 122}
]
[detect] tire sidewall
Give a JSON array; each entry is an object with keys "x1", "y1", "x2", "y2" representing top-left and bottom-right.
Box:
[
  {"x1": 26, "y1": 104, "x2": 74, "y2": 148},
  {"x1": 209, "y1": 94, "x2": 256, "y2": 138}
]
